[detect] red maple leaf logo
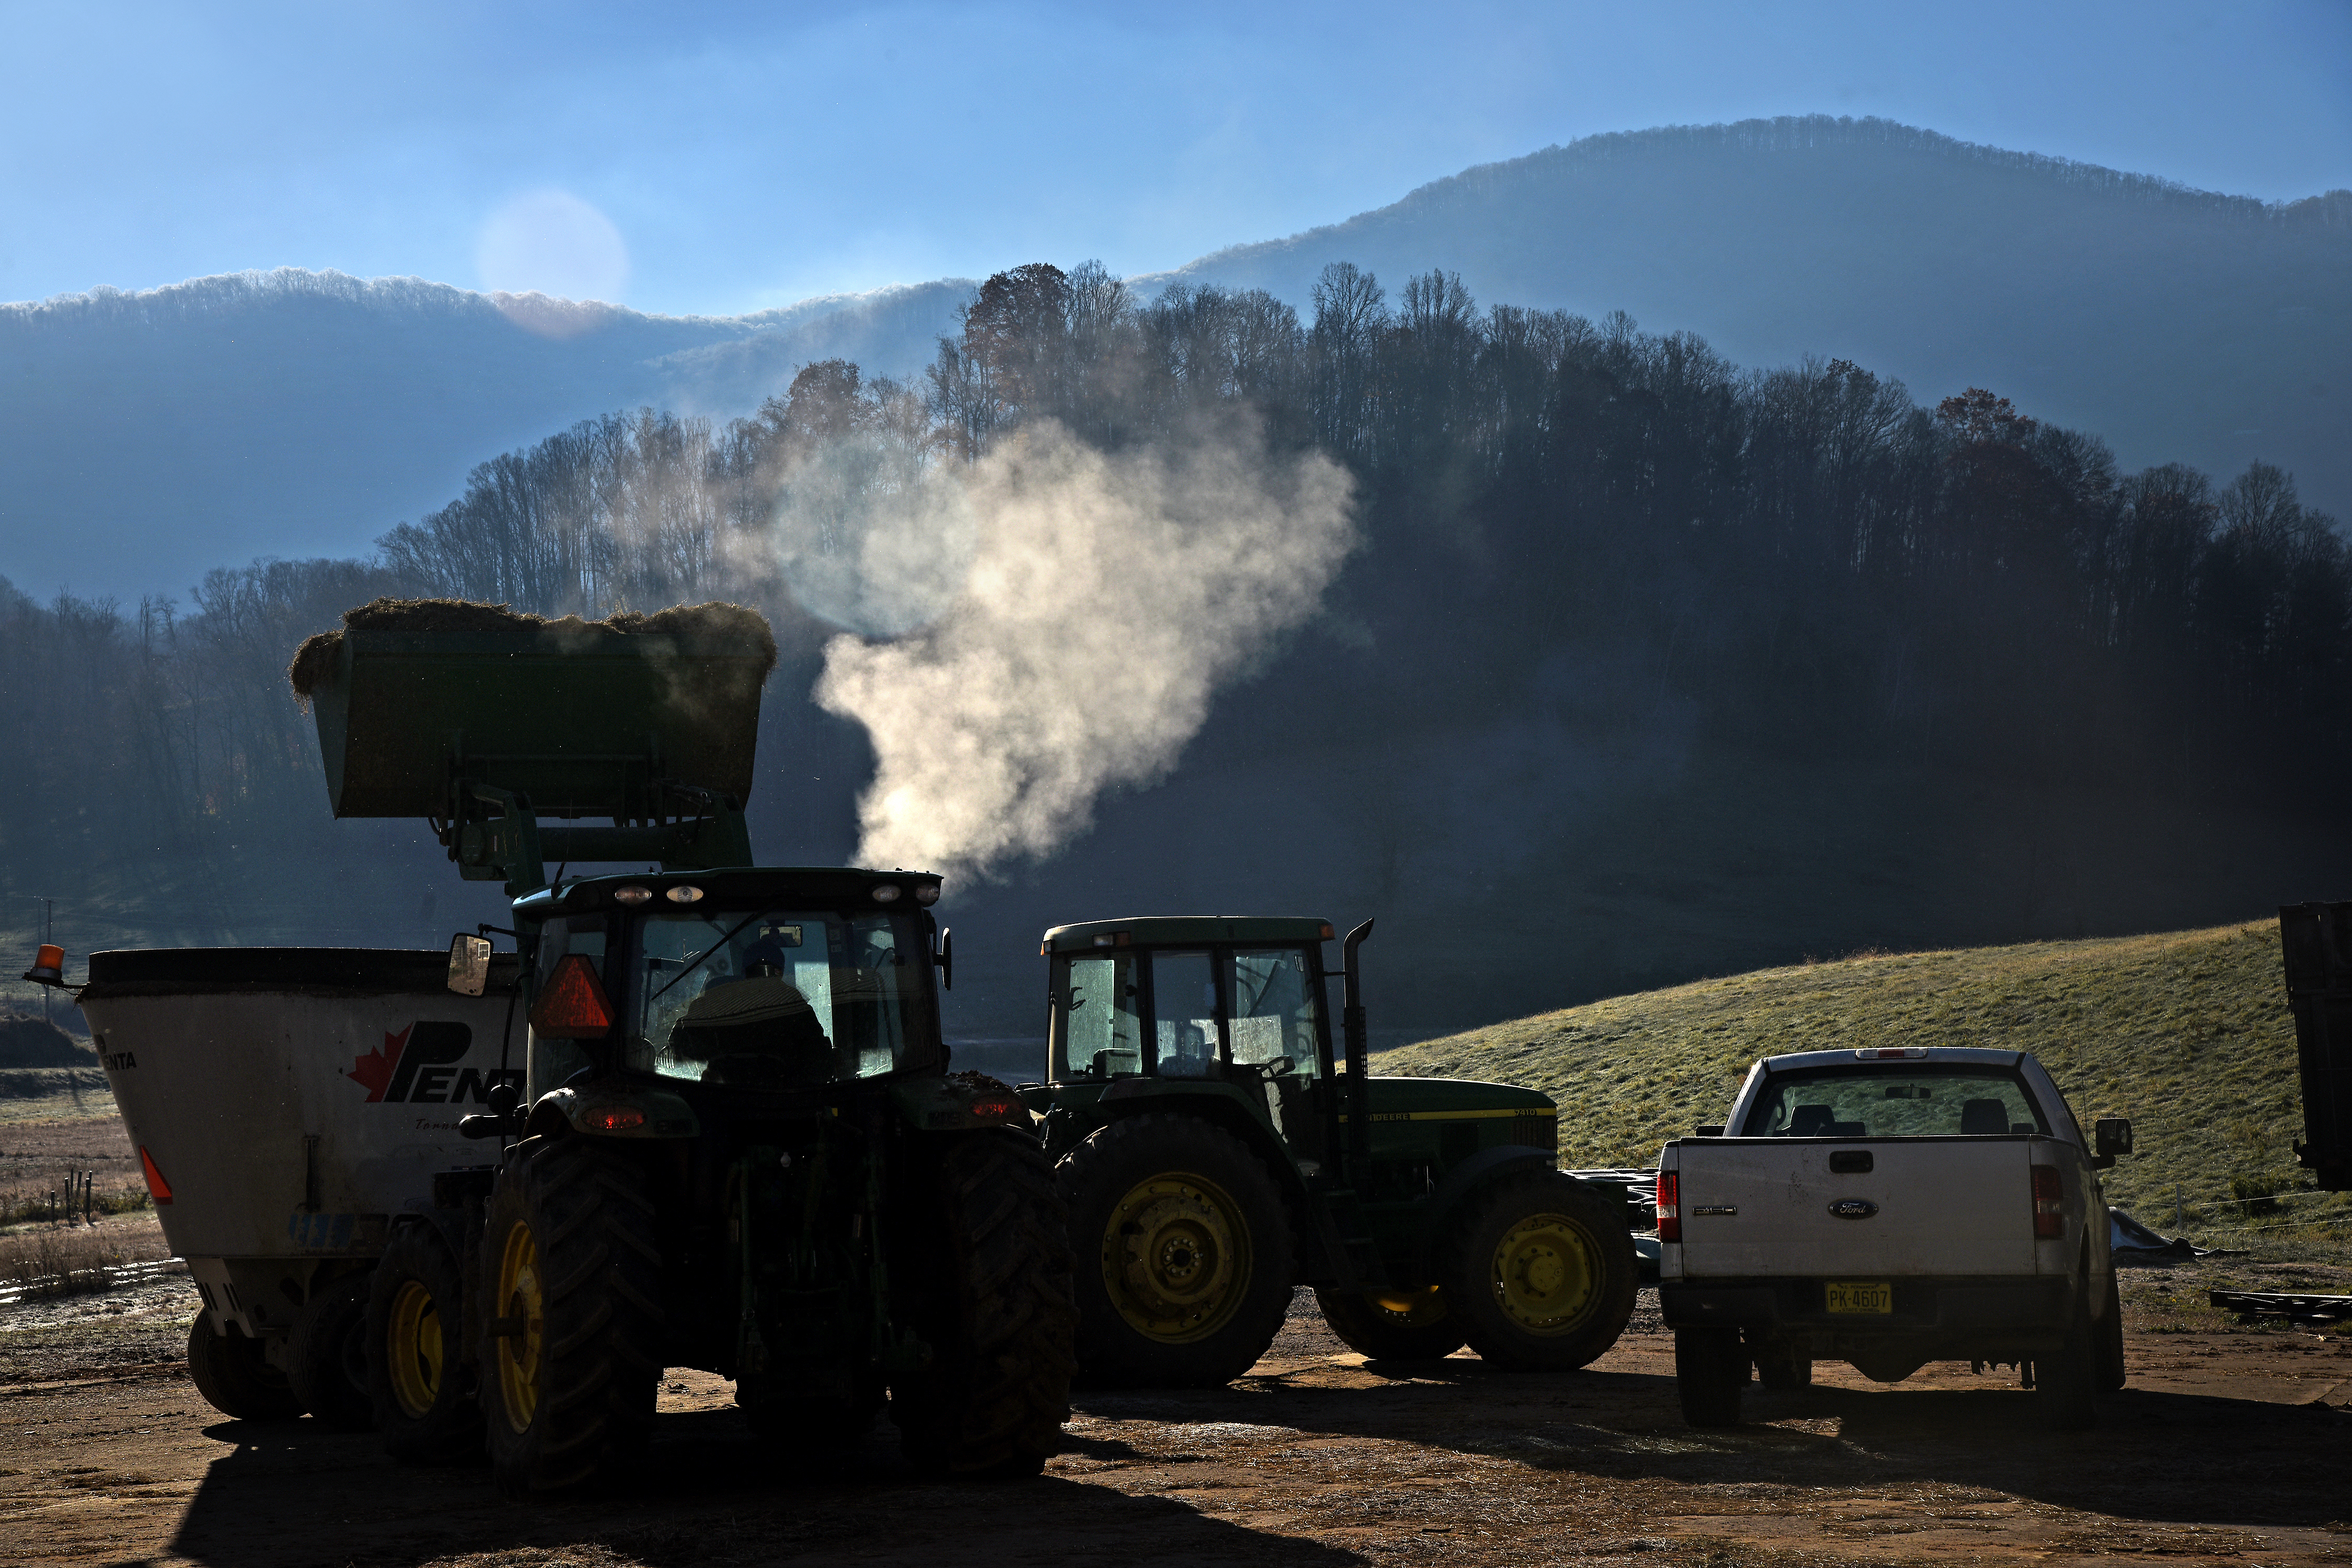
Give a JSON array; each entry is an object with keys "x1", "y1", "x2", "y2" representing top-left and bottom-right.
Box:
[{"x1": 347, "y1": 1025, "x2": 411, "y2": 1102}]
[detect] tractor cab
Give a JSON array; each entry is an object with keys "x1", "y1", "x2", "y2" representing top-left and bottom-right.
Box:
[
  {"x1": 1043, "y1": 916, "x2": 1338, "y2": 1162},
  {"x1": 508, "y1": 867, "x2": 950, "y2": 1110}
]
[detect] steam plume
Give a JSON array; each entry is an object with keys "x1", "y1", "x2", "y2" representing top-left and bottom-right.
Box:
[{"x1": 815, "y1": 419, "x2": 1355, "y2": 879}]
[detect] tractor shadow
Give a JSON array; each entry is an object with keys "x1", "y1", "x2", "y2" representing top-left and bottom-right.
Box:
[
  {"x1": 168, "y1": 1405, "x2": 1369, "y2": 1568},
  {"x1": 1075, "y1": 1355, "x2": 2352, "y2": 1535}
]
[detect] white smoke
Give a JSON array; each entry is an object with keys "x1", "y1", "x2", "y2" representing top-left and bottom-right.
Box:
[
  {"x1": 812, "y1": 419, "x2": 1356, "y2": 879},
  {"x1": 760, "y1": 425, "x2": 974, "y2": 638}
]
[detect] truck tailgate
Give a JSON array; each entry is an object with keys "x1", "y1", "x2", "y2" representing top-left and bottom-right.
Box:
[{"x1": 1673, "y1": 1138, "x2": 2041, "y2": 1277}]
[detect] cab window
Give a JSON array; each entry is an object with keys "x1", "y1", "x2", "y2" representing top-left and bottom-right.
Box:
[
  {"x1": 1229, "y1": 948, "x2": 1319, "y2": 1080},
  {"x1": 526, "y1": 915, "x2": 606, "y2": 1097},
  {"x1": 1057, "y1": 953, "x2": 1143, "y2": 1077},
  {"x1": 1151, "y1": 950, "x2": 1220, "y2": 1078},
  {"x1": 1743, "y1": 1067, "x2": 2049, "y2": 1137},
  {"x1": 626, "y1": 908, "x2": 936, "y2": 1088}
]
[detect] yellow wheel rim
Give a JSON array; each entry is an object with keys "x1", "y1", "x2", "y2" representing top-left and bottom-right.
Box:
[
  {"x1": 494, "y1": 1218, "x2": 545, "y2": 1433},
  {"x1": 386, "y1": 1279, "x2": 443, "y2": 1419},
  {"x1": 1101, "y1": 1172, "x2": 1251, "y2": 1343},
  {"x1": 1490, "y1": 1212, "x2": 1599, "y2": 1335},
  {"x1": 1365, "y1": 1284, "x2": 1448, "y2": 1326}
]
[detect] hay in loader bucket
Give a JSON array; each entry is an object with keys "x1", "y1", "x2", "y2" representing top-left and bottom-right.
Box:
[{"x1": 292, "y1": 598, "x2": 778, "y2": 820}]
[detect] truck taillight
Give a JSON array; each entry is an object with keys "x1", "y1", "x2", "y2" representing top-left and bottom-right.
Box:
[
  {"x1": 139, "y1": 1145, "x2": 174, "y2": 1205},
  {"x1": 1656, "y1": 1170, "x2": 1680, "y2": 1242},
  {"x1": 2031, "y1": 1163, "x2": 2063, "y2": 1238}
]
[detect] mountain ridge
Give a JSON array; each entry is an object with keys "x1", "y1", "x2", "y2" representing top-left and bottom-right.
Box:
[
  {"x1": 5, "y1": 114, "x2": 2346, "y2": 603},
  {"x1": 1144, "y1": 115, "x2": 2350, "y2": 527}
]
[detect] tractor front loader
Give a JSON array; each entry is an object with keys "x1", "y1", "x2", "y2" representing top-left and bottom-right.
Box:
[
  {"x1": 1025, "y1": 916, "x2": 1638, "y2": 1387},
  {"x1": 299, "y1": 600, "x2": 1075, "y2": 1493}
]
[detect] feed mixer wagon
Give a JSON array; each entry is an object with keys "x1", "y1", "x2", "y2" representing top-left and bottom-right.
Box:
[{"x1": 67, "y1": 946, "x2": 523, "y2": 1426}]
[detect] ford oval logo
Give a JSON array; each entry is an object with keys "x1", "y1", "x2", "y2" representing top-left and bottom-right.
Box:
[{"x1": 1828, "y1": 1198, "x2": 1880, "y2": 1219}]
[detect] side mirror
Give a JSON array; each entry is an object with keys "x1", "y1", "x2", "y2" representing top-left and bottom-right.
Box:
[
  {"x1": 934, "y1": 927, "x2": 953, "y2": 991},
  {"x1": 447, "y1": 934, "x2": 492, "y2": 997},
  {"x1": 2093, "y1": 1117, "x2": 2134, "y2": 1168}
]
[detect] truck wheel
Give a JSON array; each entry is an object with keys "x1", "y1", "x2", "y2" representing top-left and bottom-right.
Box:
[
  {"x1": 481, "y1": 1137, "x2": 665, "y2": 1495},
  {"x1": 1750, "y1": 1338, "x2": 1812, "y2": 1390},
  {"x1": 1438, "y1": 1170, "x2": 1637, "y2": 1371},
  {"x1": 1675, "y1": 1328, "x2": 1747, "y2": 1426},
  {"x1": 187, "y1": 1313, "x2": 303, "y2": 1422},
  {"x1": 287, "y1": 1270, "x2": 374, "y2": 1429},
  {"x1": 2033, "y1": 1305, "x2": 2100, "y2": 1431},
  {"x1": 2097, "y1": 1273, "x2": 2126, "y2": 1392},
  {"x1": 367, "y1": 1224, "x2": 482, "y2": 1463},
  {"x1": 893, "y1": 1128, "x2": 1077, "y2": 1478},
  {"x1": 1314, "y1": 1286, "x2": 1468, "y2": 1361},
  {"x1": 1058, "y1": 1113, "x2": 1294, "y2": 1387}
]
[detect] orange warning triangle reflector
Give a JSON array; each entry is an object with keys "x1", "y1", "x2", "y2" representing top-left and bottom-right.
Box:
[
  {"x1": 139, "y1": 1145, "x2": 174, "y2": 1205},
  {"x1": 528, "y1": 953, "x2": 616, "y2": 1038}
]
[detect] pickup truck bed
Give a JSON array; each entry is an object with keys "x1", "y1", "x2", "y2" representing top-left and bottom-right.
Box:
[{"x1": 1657, "y1": 1046, "x2": 2129, "y2": 1429}]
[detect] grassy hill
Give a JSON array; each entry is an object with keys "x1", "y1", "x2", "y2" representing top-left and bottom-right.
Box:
[{"x1": 1382, "y1": 920, "x2": 2352, "y2": 1255}]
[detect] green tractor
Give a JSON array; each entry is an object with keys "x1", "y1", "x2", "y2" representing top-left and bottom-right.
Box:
[
  {"x1": 296, "y1": 601, "x2": 1075, "y2": 1493},
  {"x1": 1024, "y1": 916, "x2": 1637, "y2": 1386}
]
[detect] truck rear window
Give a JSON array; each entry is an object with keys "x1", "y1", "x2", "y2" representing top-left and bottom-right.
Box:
[{"x1": 1741, "y1": 1067, "x2": 2049, "y2": 1138}]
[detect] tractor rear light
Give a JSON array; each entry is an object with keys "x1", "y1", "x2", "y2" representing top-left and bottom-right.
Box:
[
  {"x1": 1656, "y1": 1170, "x2": 1680, "y2": 1242},
  {"x1": 968, "y1": 1095, "x2": 1022, "y2": 1122},
  {"x1": 529, "y1": 954, "x2": 615, "y2": 1037},
  {"x1": 665, "y1": 885, "x2": 702, "y2": 904},
  {"x1": 586, "y1": 1105, "x2": 644, "y2": 1132},
  {"x1": 139, "y1": 1146, "x2": 174, "y2": 1205},
  {"x1": 871, "y1": 884, "x2": 902, "y2": 903},
  {"x1": 613, "y1": 885, "x2": 652, "y2": 905},
  {"x1": 914, "y1": 881, "x2": 941, "y2": 906},
  {"x1": 2031, "y1": 1164, "x2": 2064, "y2": 1238},
  {"x1": 1320, "y1": 924, "x2": 1334, "y2": 939}
]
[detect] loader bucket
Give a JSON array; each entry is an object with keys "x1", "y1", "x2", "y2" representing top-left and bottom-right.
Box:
[{"x1": 296, "y1": 601, "x2": 775, "y2": 820}]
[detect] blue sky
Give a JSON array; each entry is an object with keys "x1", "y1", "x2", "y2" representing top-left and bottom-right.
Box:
[{"x1": 3, "y1": 0, "x2": 2348, "y2": 319}]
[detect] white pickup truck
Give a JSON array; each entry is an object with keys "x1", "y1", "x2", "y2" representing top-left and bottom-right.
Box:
[{"x1": 1656, "y1": 1045, "x2": 2134, "y2": 1430}]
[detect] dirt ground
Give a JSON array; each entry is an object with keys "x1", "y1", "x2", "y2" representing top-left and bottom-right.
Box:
[{"x1": 1, "y1": 1264, "x2": 2347, "y2": 1568}]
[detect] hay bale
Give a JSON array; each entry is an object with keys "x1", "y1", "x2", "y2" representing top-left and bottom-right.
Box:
[{"x1": 287, "y1": 598, "x2": 778, "y2": 697}]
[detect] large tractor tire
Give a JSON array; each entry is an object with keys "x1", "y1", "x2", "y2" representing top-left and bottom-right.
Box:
[
  {"x1": 1058, "y1": 1113, "x2": 1294, "y2": 1387},
  {"x1": 286, "y1": 1270, "x2": 374, "y2": 1429},
  {"x1": 480, "y1": 1136, "x2": 665, "y2": 1495},
  {"x1": 367, "y1": 1223, "x2": 482, "y2": 1463},
  {"x1": 1438, "y1": 1169, "x2": 1637, "y2": 1371},
  {"x1": 1313, "y1": 1286, "x2": 1469, "y2": 1361},
  {"x1": 187, "y1": 1314, "x2": 302, "y2": 1422},
  {"x1": 893, "y1": 1128, "x2": 1076, "y2": 1478}
]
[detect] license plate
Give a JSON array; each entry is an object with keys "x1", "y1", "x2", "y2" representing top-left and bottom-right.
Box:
[{"x1": 1826, "y1": 1281, "x2": 1893, "y2": 1314}]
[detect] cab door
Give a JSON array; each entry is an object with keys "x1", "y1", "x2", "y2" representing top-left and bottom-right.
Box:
[{"x1": 1226, "y1": 946, "x2": 1330, "y2": 1162}]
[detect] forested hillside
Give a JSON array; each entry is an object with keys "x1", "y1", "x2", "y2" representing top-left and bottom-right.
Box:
[
  {"x1": 4, "y1": 259, "x2": 2347, "y2": 1047},
  {"x1": 1156, "y1": 116, "x2": 2352, "y2": 527}
]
